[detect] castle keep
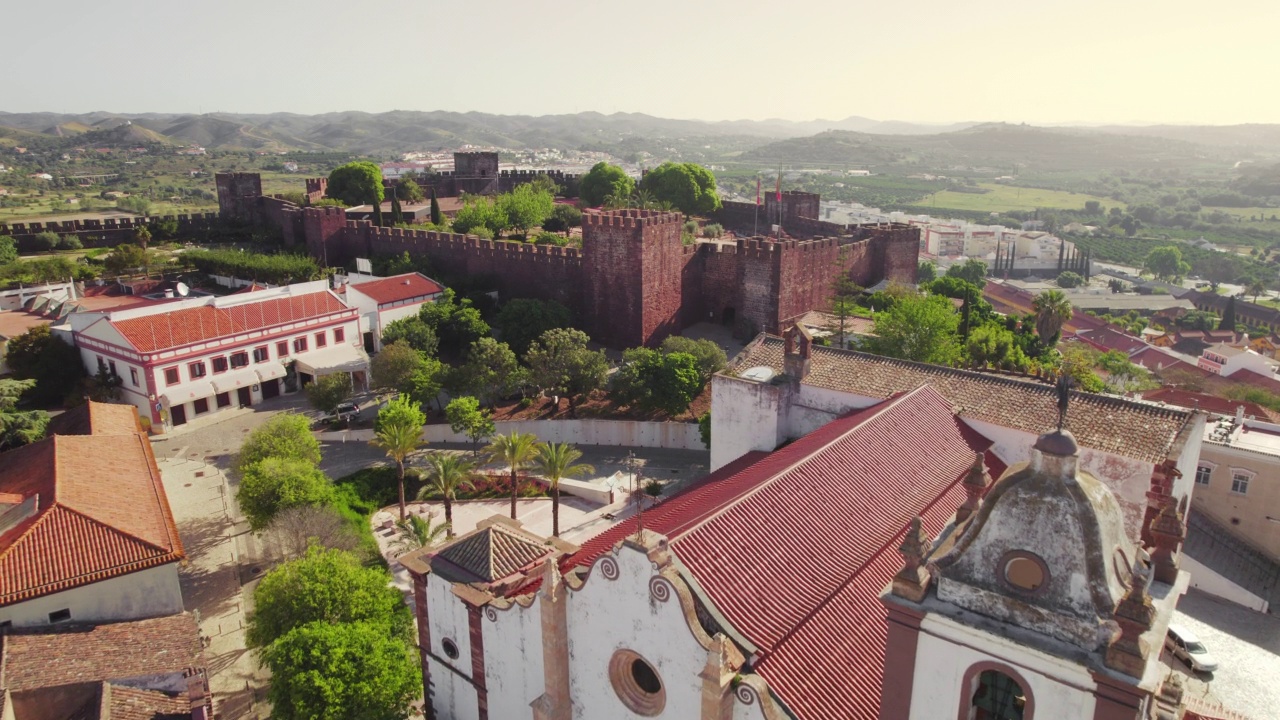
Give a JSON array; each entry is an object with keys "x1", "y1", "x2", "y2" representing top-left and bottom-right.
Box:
[{"x1": 213, "y1": 175, "x2": 918, "y2": 348}]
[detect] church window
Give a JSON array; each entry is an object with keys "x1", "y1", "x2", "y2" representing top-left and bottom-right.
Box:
[
  {"x1": 969, "y1": 669, "x2": 1028, "y2": 719},
  {"x1": 1195, "y1": 466, "x2": 1211, "y2": 485},
  {"x1": 609, "y1": 648, "x2": 665, "y2": 716},
  {"x1": 1001, "y1": 551, "x2": 1047, "y2": 593},
  {"x1": 441, "y1": 638, "x2": 459, "y2": 660}
]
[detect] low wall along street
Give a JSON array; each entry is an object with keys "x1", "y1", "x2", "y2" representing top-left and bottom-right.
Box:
[{"x1": 318, "y1": 419, "x2": 704, "y2": 451}]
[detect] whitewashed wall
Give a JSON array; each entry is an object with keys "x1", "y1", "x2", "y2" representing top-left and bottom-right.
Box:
[
  {"x1": 1181, "y1": 555, "x2": 1269, "y2": 613},
  {"x1": 0, "y1": 564, "x2": 183, "y2": 628}
]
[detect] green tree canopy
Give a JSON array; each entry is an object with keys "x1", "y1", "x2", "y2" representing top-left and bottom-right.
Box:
[
  {"x1": 945, "y1": 258, "x2": 988, "y2": 286},
  {"x1": 613, "y1": 348, "x2": 703, "y2": 416},
  {"x1": 247, "y1": 546, "x2": 412, "y2": 648},
  {"x1": 370, "y1": 340, "x2": 429, "y2": 394},
  {"x1": 305, "y1": 373, "x2": 353, "y2": 415},
  {"x1": 446, "y1": 396, "x2": 494, "y2": 455},
  {"x1": 525, "y1": 328, "x2": 609, "y2": 415},
  {"x1": 533, "y1": 442, "x2": 593, "y2": 536},
  {"x1": 579, "y1": 162, "x2": 635, "y2": 207},
  {"x1": 917, "y1": 260, "x2": 937, "y2": 282},
  {"x1": 0, "y1": 236, "x2": 17, "y2": 265},
  {"x1": 326, "y1": 161, "x2": 384, "y2": 206},
  {"x1": 417, "y1": 452, "x2": 478, "y2": 537},
  {"x1": 237, "y1": 457, "x2": 334, "y2": 531},
  {"x1": 261, "y1": 621, "x2": 418, "y2": 720},
  {"x1": 451, "y1": 196, "x2": 508, "y2": 236},
  {"x1": 1056, "y1": 271, "x2": 1085, "y2": 289},
  {"x1": 393, "y1": 178, "x2": 424, "y2": 203},
  {"x1": 455, "y1": 338, "x2": 520, "y2": 407},
  {"x1": 1143, "y1": 246, "x2": 1191, "y2": 281},
  {"x1": 494, "y1": 299, "x2": 573, "y2": 358},
  {"x1": 232, "y1": 413, "x2": 321, "y2": 478},
  {"x1": 1031, "y1": 289, "x2": 1073, "y2": 348},
  {"x1": 0, "y1": 379, "x2": 48, "y2": 451},
  {"x1": 372, "y1": 395, "x2": 426, "y2": 520},
  {"x1": 965, "y1": 323, "x2": 1027, "y2": 370},
  {"x1": 639, "y1": 162, "x2": 721, "y2": 215},
  {"x1": 498, "y1": 183, "x2": 554, "y2": 238},
  {"x1": 420, "y1": 288, "x2": 491, "y2": 359},
  {"x1": 483, "y1": 431, "x2": 542, "y2": 520},
  {"x1": 3, "y1": 324, "x2": 86, "y2": 406},
  {"x1": 541, "y1": 203, "x2": 583, "y2": 234},
  {"x1": 380, "y1": 315, "x2": 439, "y2": 356},
  {"x1": 659, "y1": 336, "x2": 727, "y2": 381},
  {"x1": 865, "y1": 293, "x2": 961, "y2": 365}
]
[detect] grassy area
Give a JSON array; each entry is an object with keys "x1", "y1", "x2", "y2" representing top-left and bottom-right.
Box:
[
  {"x1": 0, "y1": 192, "x2": 215, "y2": 222},
  {"x1": 923, "y1": 183, "x2": 1122, "y2": 214}
]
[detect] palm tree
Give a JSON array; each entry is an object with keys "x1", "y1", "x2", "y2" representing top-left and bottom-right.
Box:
[
  {"x1": 533, "y1": 443, "x2": 595, "y2": 537},
  {"x1": 390, "y1": 515, "x2": 450, "y2": 555},
  {"x1": 483, "y1": 432, "x2": 542, "y2": 520},
  {"x1": 418, "y1": 452, "x2": 478, "y2": 538},
  {"x1": 1032, "y1": 289, "x2": 1073, "y2": 349},
  {"x1": 370, "y1": 396, "x2": 426, "y2": 520}
]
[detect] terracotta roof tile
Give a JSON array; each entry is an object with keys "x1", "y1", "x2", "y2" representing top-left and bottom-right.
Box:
[
  {"x1": 433, "y1": 523, "x2": 550, "y2": 583},
  {"x1": 111, "y1": 291, "x2": 347, "y2": 352},
  {"x1": 46, "y1": 401, "x2": 143, "y2": 437},
  {"x1": 107, "y1": 683, "x2": 193, "y2": 720},
  {"x1": 0, "y1": 416, "x2": 183, "y2": 606},
  {"x1": 0, "y1": 613, "x2": 204, "y2": 693},
  {"x1": 347, "y1": 273, "x2": 443, "y2": 306},
  {"x1": 736, "y1": 335, "x2": 1190, "y2": 463}
]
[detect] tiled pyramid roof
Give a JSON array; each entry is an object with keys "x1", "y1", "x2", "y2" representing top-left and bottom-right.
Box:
[{"x1": 432, "y1": 521, "x2": 551, "y2": 583}]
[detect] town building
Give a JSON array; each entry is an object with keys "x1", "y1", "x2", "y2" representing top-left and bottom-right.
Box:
[
  {"x1": 63, "y1": 281, "x2": 367, "y2": 433},
  {"x1": 1196, "y1": 342, "x2": 1277, "y2": 378},
  {"x1": 0, "y1": 402, "x2": 184, "y2": 628},
  {"x1": 342, "y1": 272, "x2": 444, "y2": 352},
  {"x1": 400, "y1": 328, "x2": 1210, "y2": 720}
]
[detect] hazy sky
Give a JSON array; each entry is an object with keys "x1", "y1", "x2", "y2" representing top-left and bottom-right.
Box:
[{"x1": 5, "y1": 0, "x2": 1277, "y2": 125}]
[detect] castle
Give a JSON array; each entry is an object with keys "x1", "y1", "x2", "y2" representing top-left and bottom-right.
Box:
[{"x1": 212, "y1": 156, "x2": 919, "y2": 348}]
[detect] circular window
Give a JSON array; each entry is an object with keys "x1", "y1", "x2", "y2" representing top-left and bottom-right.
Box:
[
  {"x1": 1001, "y1": 551, "x2": 1048, "y2": 593},
  {"x1": 609, "y1": 649, "x2": 665, "y2": 716},
  {"x1": 441, "y1": 638, "x2": 459, "y2": 660}
]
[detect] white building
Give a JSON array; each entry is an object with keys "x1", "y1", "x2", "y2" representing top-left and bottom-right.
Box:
[
  {"x1": 0, "y1": 403, "x2": 185, "y2": 628},
  {"x1": 1196, "y1": 342, "x2": 1277, "y2": 378},
  {"x1": 64, "y1": 281, "x2": 368, "y2": 433},
  {"x1": 343, "y1": 272, "x2": 444, "y2": 352}
]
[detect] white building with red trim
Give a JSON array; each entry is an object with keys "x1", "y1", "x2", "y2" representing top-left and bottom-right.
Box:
[
  {"x1": 342, "y1": 272, "x2": 444, "y2": 352},
  {"x1": 65, "y1": 280, "x2": 367, "y2": 432}
]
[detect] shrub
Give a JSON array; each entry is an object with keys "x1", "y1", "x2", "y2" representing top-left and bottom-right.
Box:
[
  {"x1": 32, "y1": 231, "x2": 59, "y2": 251},
  {"x1": 701, "y1": 223, "x2": 724, "y2": 239},
  {"x1": 56, "y1": 234, "x2": 82, "y2": 250}
]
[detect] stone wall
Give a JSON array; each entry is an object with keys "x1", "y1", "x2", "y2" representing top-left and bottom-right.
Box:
[
  {"x1": 0, "y1": 213, "x2": 220, "y2": 250},
  {"x1": 215, "y1": 172, "x2": 263, "y2": 222}
]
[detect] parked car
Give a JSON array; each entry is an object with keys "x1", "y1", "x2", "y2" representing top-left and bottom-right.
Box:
[
  {"x1": 329, "y1": 401, "x2": 360, "y2": 424},
  {"x1": 1166, "y1": 624, "x2": 1219, "y2": 673}
]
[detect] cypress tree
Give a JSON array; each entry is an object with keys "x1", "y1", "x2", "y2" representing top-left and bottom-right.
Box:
[
  {"x1": 1219, "y1": 296, "x2": 1236, "y2": 332},
  {"x1": 372, "y1": 195, "x2": 384, "y2": 227},
  {"x1": 430, "y1": 187, "x2": 442, "y2": 226},
  {"x1": 391, "y1": 190, "x2": 403, "y2": 226}
]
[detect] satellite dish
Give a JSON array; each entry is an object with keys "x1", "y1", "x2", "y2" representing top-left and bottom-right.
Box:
[
  {"x1": 175, "y1": 282, "x2": 190, "y2": 297},
  {"x1": 741, "y1": 366, "x2": 776, "y2": 383}
]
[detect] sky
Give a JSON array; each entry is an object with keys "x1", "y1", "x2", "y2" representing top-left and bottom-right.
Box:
[{"x1": 4, "y1": 0, "x2": 1278, "y2": 126}]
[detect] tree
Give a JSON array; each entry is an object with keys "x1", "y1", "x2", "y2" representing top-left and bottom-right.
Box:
[
  {"x1": 248, "y1": 546, "x2": 411, "y2": 647},
  {"x1": 639, "y1": 162, "x2": 721, "y2": 215},
  {"x1": 380, "y1": 315, "x2": 439, "y2": 356},
  {"x1": 394, "y1": 178, "x2": 424, "y2": 204},
  {"x1": 1247, "y1": 280, "x2": 1267, "y2": 303},
  {"x1": 420, "y1": 289, "x2": 490, "y2": 359},
  {"x1": 1031, "y1": 289, "x2": 1073, "y2": 349},
  {"x1": 3, "y1": 325, "x2": 86, "y2": 406},
  {"x1": 945, "y1": 258, "x2": 988, "y2": 286},
  {"x1": 263, "y1": 504, "x2": 363, "y2": 560},
  {"x1": 237, "y1": 457, "x2": 334, "y2": 531},
  {"x1": 326, "y1": 161, "x2": 384, "y2": 206},
  {"x1": 371, "y1": 396, "x2": 426, "y2": 520},
  {"x1": 446, "y1": 396, "x2": 494, "y2": 457},
  {"x1": 917, "y1": 260, "x2": 937, "y2": 282},
  {"x1": 32, "y1": 231, "x2": 59, "y2": 251},
  {"x1": 1084, "y1": 200, "x2": 1103, "y2": 215},
  {"x1": 698, "y1": 411, "x2": 711, "y2": 450},
  {"x1": 390, "y1": 514, "x2": 450, "y2": 554},
  {"x1": 452, "y1": 196, "x2": 507, "y2": 236},
  {"x1": 498, "y1": 183, "x2": 554, "y2": 238},
  {"x1": 104, "y1": 243, "x2": 151, "y2": 274},
  {"x1": 456, "y1": 338, "x2": 520, "y2": 406},
  {"x1": 826, "y1": 276, "x2": 863, "y2": 349},
  {"x1": 262, "y1": 621, "x2": 418, "y2": 720},
  {"x1": 0, "y1": 235, "x2": 18, "y2": 264},
  {"x1": 494, "y1": 298, "x2": 573, "y2": 358},
  {"x1": 418, "y1": 452, "x2": 478, "y2": 537},
  {"x1": 484, "y1": 431, "x2": 541, "y2": 520},
  {"x1": 429, "y1": 186, "x2": 442, "y2": 226},
  {"x1": 1143, "y1": 246, "x2": 1191, "y2": 281},
  {"x1": 370, "y1": 340, "x2": 428, "y2": 394},
  {"x1": 659, "y1": 336, "x2": 727, "y2": 380},
  {"x1": 533, "y1": 442, "x2": 594, "y2": 536},
  {"x1": 389, "y1": 190, "x2": 403, "y2": 226},
  {"x1": 405, "y1": 357, "x2": 447, "y2": 410},
  {"x1": 542, "y1": 203, "x2": 582, "y2": 235},
  {"x1": 1056, "y1": 271, "x2": 1084, "y2": 289},
  {"x1": 966, "y1": 323, "x2": 1025, "y2": 369},
  {"x1": 580, "y1": 162, "x2": 635, "y2": 207},
  {"x1": 865, "y1": 293, "x2": 961, "y2": 365},
  {"x1": 525, "y1": 328, "x2": 609, "y2": 416},
  {"x1": 0, "y1": 379, "x2": 48, "y2": 451},
  {"x1": 1219, "y1": 296, "x2": 1237, "y2": 331},
  {"x1": 233, "y1": 413, "x2": 321, "y2": 477},
  {"x1": 613, "y1": 348, "x2": 702, "y2": 416},
  {"x1": 305, "y1": 373, "x2": 352, "y2": 416},
  {"x1": 134, "y1": 225, "x2": 151, "y2": 249}
]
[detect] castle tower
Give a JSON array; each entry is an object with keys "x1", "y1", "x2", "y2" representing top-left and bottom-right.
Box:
[
  {"x1": 453, "y1": 151, "x2": 500, "y2": 195},
  {"x1": 581, "y1": 209, "x2": 685, "y2": 348},
  {"x1": 878, "y1": 409, "x2": 1189, "y2": 720},
  {"x1": 215, "y1": 172, "x2": 263, "y2": 223}
]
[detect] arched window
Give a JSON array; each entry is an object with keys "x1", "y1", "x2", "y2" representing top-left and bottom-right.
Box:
[{"x1": 959, "y1": 663, "x2": 1033, "y2": 720}]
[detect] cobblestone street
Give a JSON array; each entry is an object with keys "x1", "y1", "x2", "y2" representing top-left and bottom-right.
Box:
[{"x1": 1167, "y1": 589, "x2": 1280, "y2": 720}]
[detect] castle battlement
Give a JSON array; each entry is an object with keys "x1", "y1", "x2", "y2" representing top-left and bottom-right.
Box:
[{"x1": 581, "y1": 209, "x2": 683, "y2": 229}]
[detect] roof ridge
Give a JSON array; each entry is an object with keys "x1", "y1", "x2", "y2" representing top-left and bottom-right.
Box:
[
  {"x1": 51, "y1": 503, "x2": 174, "y2": 557},
  {"x1": 670, "y1": 390, "x2": 927, "y2": 540}
]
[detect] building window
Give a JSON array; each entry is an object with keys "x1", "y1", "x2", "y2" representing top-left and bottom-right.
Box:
[
  {"x1": 293, "y1": 337, "x2": 308, "y2": 353},
  {"x1": 315, "y1": 332, "x2": 328, "y2": 348},
  {"x1": 1000, "y1": 551, "x2": 1049, "y2": 595},
  {"x1": 230, "y1": 351, "x2": 249, "y2": 369},
  {"x1": 608, "y1": 649, "x2": 665, "y2": 716},
  {"x1": 441, "y1": 638, "x2": 459, "y2": 660},
  {"x1": 189, "y1": 361, "x2": 207, "y2": 379},
  {"x1": 277, "y1": 341, "x2": 289, "y2": 357},
  {"x1": 108, "y1": 360, "x2": 117, "y2": 377},
  {"x1": 164, "y1": 367, "x2": 180, "y2": 385},
  {"x1": 1231, "y1": 474, "x2": 1250, "y2": 495},
  {"x1": 253, "y1": 346, "x2": 269, "y2": 363},
  {"x1": 193, "y1": 397, "x2": 209, "y2": 414},
  {"x1": 1195, "y1": 466, "x2": 1212, "y2": 486},
  {"x1": 48, "y1": 609, "x2": 71, "y2": 623},
  {"x1": 216, "y1": 392, "x2": 231, "y2": 408},
  {"x1": 211, "y1": 356, "x2": 228, "y2": 373},
  {"x1": 96, "y1": 355, "x2": 106, "y2": 371},
  {"x1": 968, "y1": 668, "x2": 1029, "y2": 720},
  {"x1": 130, "y1": 368, "x2": 139, "y2": 386},
  {"x1": 334, "y1": 327, "x2": 345, "y2": 343}
]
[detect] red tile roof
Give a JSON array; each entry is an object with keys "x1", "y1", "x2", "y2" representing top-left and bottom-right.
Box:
[
  {"x1": 1141, "y1": 388, "x2": 1280, "y2": 422},
  {"x1": 554, "y1": 386, "x2": 1002, "y2": 719},
  {"x1": 1228, "y1": 368, "x2": 1280, "y2": 394},
  {"x1": 45, "y1": 401, "x2": 143, "y2": 437},
  {"x1": 1075, "y1": 325, "x2": 1149, "y2": 355},
  {"x1": 110, "y1": 291, "x2": 347, "y2": 352},
  {"x1": 0, "y1": 411, "x2": 183, "y2": 606},
  {"x1": 347, "y1": 273, "x2": 443, "y2": 306}
]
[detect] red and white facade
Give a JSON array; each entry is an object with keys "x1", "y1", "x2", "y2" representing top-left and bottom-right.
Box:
[
  {"x1": 342, "y1": 272, "x2": 444, "y2": 352},
  {"x1": 66, "y1": 280, "x2": 366, "y2": 433}
]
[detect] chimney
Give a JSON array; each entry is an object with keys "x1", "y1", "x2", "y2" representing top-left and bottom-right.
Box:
[
  {"x1": 783, "y1": 324, "x2": 812, "y2": 381},
  {"x1": 1235, "y1": 405, "x2": 1245, "y2": 424}
]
